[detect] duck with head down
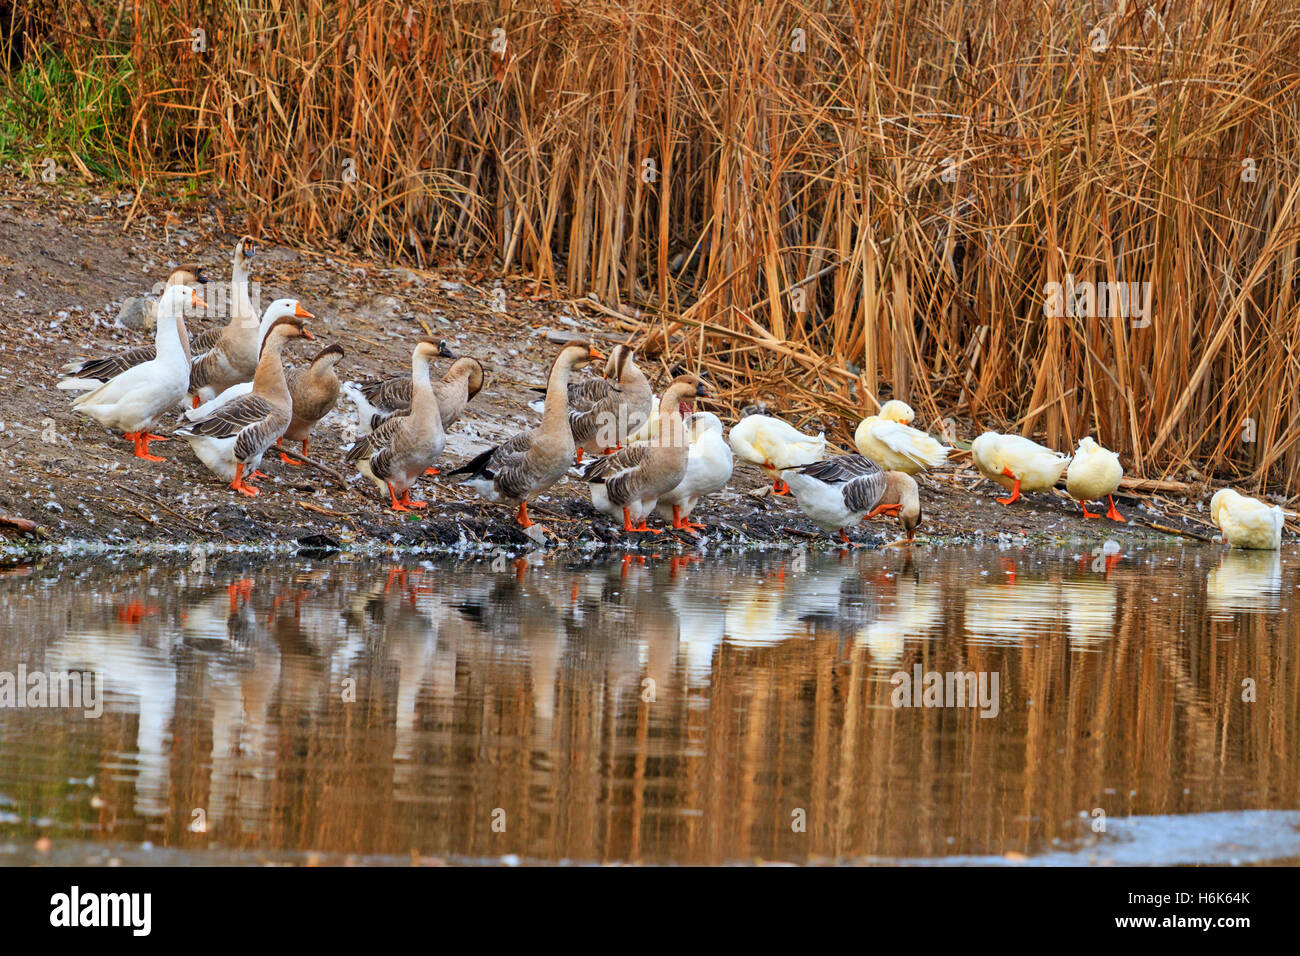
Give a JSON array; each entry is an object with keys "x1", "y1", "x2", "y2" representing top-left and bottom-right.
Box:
[
  {"x1": 583, "y1": 374, "x2": 712, "y2": 534},
  {"x1": 175, "y1": 306, "x2": 315, "y2": 496},
  {"x1": 448, "y1": 340, "x2": 604, "y2": 530},
  {"x1": 781, "y1": 454, "x2": 922, "y2": 544},
  {"x1": 278, "y1": 342, "x2": 345, "y2": 464},
  {"x1": 345, "y1": 338, "x2": 446, "y2": 512}
]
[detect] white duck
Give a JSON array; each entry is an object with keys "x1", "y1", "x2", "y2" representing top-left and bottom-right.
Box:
[
  {"x1": 853, "y1": 400, "x2": 950, "y2": 474},
  {"x1": 1065, "y1": 436, "x2": 1125, "y2": 521},
  {"x1": 728, "y1": 413, "x2": 826, "y2": 495},
  {"x1": 971, "y1": 431, "x2": 1070, "y2": 505},
  {"x1": 652, "y1": 411, "x2": 734, "y2": 531},
  {"x1": 70, "y1": 285, "x2": 202, "y2": 461},
  {"x1": 1209, "y1": 488, "x2": 1283, "y2": 550}
]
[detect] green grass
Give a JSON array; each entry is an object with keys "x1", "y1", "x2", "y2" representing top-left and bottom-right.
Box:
[{"x1": 0, "y1": 45, "x2": 134, "y2": 180}]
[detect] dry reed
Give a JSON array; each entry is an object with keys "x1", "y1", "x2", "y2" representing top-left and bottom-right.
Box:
[{"x1": 12, "y1": 0, "x2": 1300, "y2": 488}]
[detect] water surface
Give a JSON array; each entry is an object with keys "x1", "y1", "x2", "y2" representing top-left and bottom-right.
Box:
[{"x1": 0, "y1": 543, "x2": 1296, "y2": 865}]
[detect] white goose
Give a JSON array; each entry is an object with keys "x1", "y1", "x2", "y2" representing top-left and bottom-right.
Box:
[
  {"x1": 653, "y1": 412, "x2": 734, "y2": 531},
  {"x1": 182, "y1": 300, "x2": 321, "y2": 420},
  {"x1": 781, "y1": 454, "x2": 921, "y2": 543},
  {"x1": 728, "y1": 414, "x2": 826, "y2": 495},
  {"x1": 70, "y1": 285, "x2": 202, "y2": 461}
]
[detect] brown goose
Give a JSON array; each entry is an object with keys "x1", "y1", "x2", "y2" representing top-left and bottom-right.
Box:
[
  {"x1": 188, "y1": 236, "x2": 262, "y2": 404},
  {"x1": 57, "y1": 264, "x2": 210, "y2": 390},
  {"x1": 278, "y1": 343, "x2": 344, "y2": 464},
  {"x1": 582, "y1": 374, "x2": 710, "y2": 533},
  {"x1": 566, "y1": 344, "x2": 653, "y2": 463},
  {"x1": 174, "y1": 307, "x2": 315, "y2": 496},
  {"x1": 347, "y1": 340, "x2": 484, "y2": 436},
  {"x1": 447, "y1": 341, "x2": 604, "y2": 530},
  {"x1": 345, "y1": 338, "x2": 446, "y2": 512}
]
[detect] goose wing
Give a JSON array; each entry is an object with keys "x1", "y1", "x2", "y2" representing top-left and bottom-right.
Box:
[{"x1": 792, "y1": 454, "x2": 881, "y2": 483}]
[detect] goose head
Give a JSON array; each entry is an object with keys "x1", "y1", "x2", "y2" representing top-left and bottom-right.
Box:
[
  {"x1": 155, "y1": 282, "x2": 206, "y2": 316},
  {"x1": 259, "y1": 310, "x2": 315, "y2": 355},
  {"x1": 662, "y1": 374, "x2": 710, "y2": 414},
  {"x1": 258, "y1": 299, "x2": 314, "y2": 341},
  {"x1": 309, "y1": 343, "x2": 345, "y2": 371},
  {"x1": 1209, "y1": 488, "x2": 1233, "y2": 529},
  {"x1": 556, "y1": 340, "x2": 605, "y2": 372},
  {"x1": 685, "y1": 411, "x2": 724, "y2": 441},
  {"x1": 451, "y1": 357, "x2": 486, "y2": 398},
  {"x1": 882, "y1": 471, "x2": 922, "y2": 540},
  {"x1": 164, "y1": 264, "x2": 210, "y2": 290},
  {"x1": 234, "y1": 235, "x2": 258, "y2": 266}
]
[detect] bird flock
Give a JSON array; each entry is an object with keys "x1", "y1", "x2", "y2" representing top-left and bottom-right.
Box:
[{"x1": 56, "y1": 237, "x2": 1284, "y2": 550}]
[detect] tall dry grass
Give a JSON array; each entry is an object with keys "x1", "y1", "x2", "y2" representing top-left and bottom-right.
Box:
[{"x1": 13, "y1": 0, "x2": 1300, "y2": 487}]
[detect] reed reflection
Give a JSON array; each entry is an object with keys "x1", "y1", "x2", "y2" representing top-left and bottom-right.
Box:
[{"x1": 0, "y1": 543, "x2": 1294, "y2": 864}]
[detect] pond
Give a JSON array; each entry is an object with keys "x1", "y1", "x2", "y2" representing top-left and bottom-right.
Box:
[{"x1": 0, "y1": 543, "x2": 1297, "y2": 865}]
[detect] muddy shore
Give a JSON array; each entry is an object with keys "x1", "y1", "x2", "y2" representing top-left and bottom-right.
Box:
[{"x1": 0, "y1": 177, "x2": 1238, "y2": 558}]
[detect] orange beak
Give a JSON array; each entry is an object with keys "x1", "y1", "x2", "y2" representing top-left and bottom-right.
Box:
[
  {"x1": 589, "y1": 346, "x2": 606, "y2": 362},
  {"x1": 294, "y1": 303, "x2": 314, "y2": 319},
  {"x1": 190, "y1": 289, "x2": 206, "y2": 308},
  {"x1": 301, "y1": 327, "x2": 316, "y2": 340}
]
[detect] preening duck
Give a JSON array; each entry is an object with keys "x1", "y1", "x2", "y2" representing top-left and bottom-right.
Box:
[
  {"x1": 58, "y1": 264, "x2": 210, "y2": 390},
  {"x1": 781, "y1": 454, "x2": 921, "y2": 543},
  {"x1": 279, "y1": 343, "x2": 345, "y2": 463},
  {"x1": 69, "y1": 285, "x2": 203, "y2": 460},
  {"x1": 653, "y1": 411, "x2": 733, "y2": 531},
  {"x1": 345, "y1": 340, "x2": 485, "y2": 437},
  {"x1": 971, "y1": 431, "x2": 1070, "y2": 505},
  {"x1": 1209, "y1": 488, "x2": 1283, "y2": 550},
  {"x1": 345, "y1": 338, "x2": 446, "y2": 511},
  {"x1": 174, "y1": 308, "x2": 315, "y2": 496},
  {"x1": 583, "y1": 375, "x2": 711, "y2": 533},
  {"x1": 447, "y1": 341, "x2": 604, "y2": 530},
  {"x1": 853, "y1": 399, "x2": 950, "y2": 474},
  {"x1": 1065, "y1": 436, "x2": 1124, "y2": 521},
  {"x1": 728, "y1": 414, "x2": 827, "y2": 495},
  {"x1": 562, "y1": 344, "x2": 654, "y2": 463}
]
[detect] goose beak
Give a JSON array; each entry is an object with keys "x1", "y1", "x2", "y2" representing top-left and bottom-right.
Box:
[
  {"x1": 438, "y1": 340, "x2": 456, "y2": 359},
  {"x1": 301, "y1": 327, "x2": 316, "y2": 340},
  {"x1": 589, "y1": 346, "x2": 606, "y2": 362},
  {"x1": 294, "y1": 304, "x2": 314, "y2": 319},
  {"x1": 696, "y1": 383, "x2": 711, "y2": 398},
  {"x1": 190, "y1": 289, "x2": 206, "y2": 308}
]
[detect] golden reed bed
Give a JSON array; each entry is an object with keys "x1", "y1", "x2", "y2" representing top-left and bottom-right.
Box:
[{"x1": 9, "y1": 0, "x2": 1300, "y2": 490}]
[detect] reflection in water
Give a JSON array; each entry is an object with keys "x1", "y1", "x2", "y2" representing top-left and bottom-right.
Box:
[
  {"x1": 0, "y1": 544, "x2": 1297, "y2": 865},
  {"x1": 1207, "y1": 550, "x2": 1283, "y2": 618}
]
